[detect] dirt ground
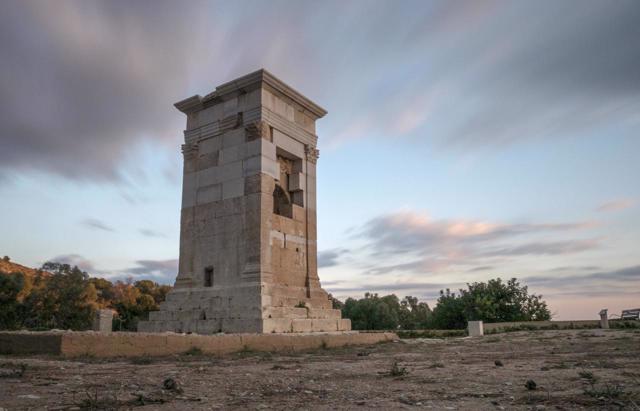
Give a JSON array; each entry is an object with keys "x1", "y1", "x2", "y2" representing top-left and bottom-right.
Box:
[{"x1": 1, "y1": 329, "x2": 639, "y2": 410}]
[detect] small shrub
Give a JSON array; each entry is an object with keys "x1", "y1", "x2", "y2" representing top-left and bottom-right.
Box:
[
  {"x1": 578, "y1": 370, "x2": 597, "y2": 382},
  {"x1": 235, "y1": 345, "x2": 256, "y2": 358},
  {"x1": 130, "y1": 356, "x2": 153, "y2": 365},
  {"x1": 183, "y1": 347, "x2": 203, "y2": 356},
  {"x1": 396, "y1": 329, "x2": 465, "y2": 339},
  {"x1": 389, "y1": 361, "x2": 408, "y2": 377},
  {"x1": 76, "y1": 387, "x2": 118, "y2": 409},
  {"x1": 611, "y1": 320, "x2": 640, "y2": 329},
  {"x1": 428, "y1": 362, "x2": 445, "y2": 369},
  {"x1": 584, "y1": 383, "x2": 625, "y2": 400}
]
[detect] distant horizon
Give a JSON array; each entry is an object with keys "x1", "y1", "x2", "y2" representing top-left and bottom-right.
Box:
[
  {"x1": 1, "y1": 0, "x2": 639, "y2": 322},
  {"x1": 2, "y1": 255, "x2": 634, "y2": 322}
]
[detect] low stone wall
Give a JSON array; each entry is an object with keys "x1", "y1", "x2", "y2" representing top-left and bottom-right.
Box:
[
  {"x1": 483, "y1": 320, "x2": 601, "y2": 333},
  {"x1": 0, "y1": 332, "x2": 62, "y2": 355},
  {"x1": 0, "y1": 331, "x2": 397, "y2": 358}
]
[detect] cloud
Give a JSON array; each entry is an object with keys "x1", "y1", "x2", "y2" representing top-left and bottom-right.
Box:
[
  {"x1": 468, "y1": 266, "x2": 494, "y2": 272},
  {"x1": 2, "y1": 1, "x2": 639, "y2": 182},
  {"x1": 522, "y1": 265, "x2": 640, "y2": 299},
  {"x1": 481, "y1": 239, "x2": 600, "y2": 257},
  {"x1": 80, "y1": 218, "x2": 114, "y2": 232},
  {"x1": 596, "y1": 199, "x2": 635, "y2": 212},
  {"x1": 139, "y1": 228, "x2": 167, "y2": 238},
  {"x1": 548, "y1": 266, "x2": 601, "y2": 272},
  {"x1": 48, "y1": 253, "x2": 96, "y2": 272},
  {"x1": 120, "y1": 259, "x2": 178, "y2": 283},
  {"x1": 0, "y1": 1, "x2": 204, "y2": 181},
  {"x1": 317, "y1": 248, "x2": 348, "y2": 268},
  {"x1": 352, "y1": 210, "x2": 598, "y2": 275},
  {"x1": 327, "y1": 280, "x2": 461, "y2": 301}
]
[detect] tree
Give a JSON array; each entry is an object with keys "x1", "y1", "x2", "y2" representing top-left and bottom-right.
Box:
[
  {"x1": 399, "y1": 296, "x2": 432, "y2": 329},
  {"x1": 431, "y1": 278, "x2": 551, "y2": 329},
  {"x1": 134, "y1": 280, "x2": 171, "y2": 305},
  {"x1": 23, "y1": 263, "x2": 98, "y2": 330},
  {"x1": 89, "y1": 277, "x2": 116, "y2": 308},
  {"x1": 328, "y1": 293, "x2": 344, "y2": 310},
  {"x1": 0, "y1": 272, "x2": 26, "y2": 330},
  {"x1": 430, "y1": 289, "x2": 468, "y2": 329},
  {"x1": 342, "y1": 293, "x2": 400, "y2": 330},
  {"x1": 340, "y1": 293, "x2": 433, "y2": 330},
  {"x1": 111, "y1": 280, "x2": 169, "y2": 331}
]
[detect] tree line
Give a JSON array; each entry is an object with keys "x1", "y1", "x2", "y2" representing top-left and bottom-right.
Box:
[
  {"x1": 1, "y1": 256, "x2": 551, "y2": 331},
  {"x1": 336, "y1": 278, "x2": 551, "y2": 330}
]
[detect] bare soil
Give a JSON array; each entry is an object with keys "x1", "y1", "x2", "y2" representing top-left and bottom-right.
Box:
[{"x1": 1, "y1": 329, "x2": 639, "y2": 410}]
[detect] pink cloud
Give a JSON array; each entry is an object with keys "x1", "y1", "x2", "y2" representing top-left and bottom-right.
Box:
[{"x1": 596, "y1": 199, "x2": 635, "y2": 212}]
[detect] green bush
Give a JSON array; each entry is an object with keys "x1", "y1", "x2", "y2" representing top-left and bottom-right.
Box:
[{"x1": 430, "y1": 278, "x2": 551, "y2": 329}]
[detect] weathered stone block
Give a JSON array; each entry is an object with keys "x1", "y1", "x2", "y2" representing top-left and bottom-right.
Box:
[
  {"x1": 199, "y1": 135, "x2": 222, "y2": 154},
  {"x1": 468, "y1": 321, "x2": 484, "y2": 337},
  {"x1": 222, "y1": 128, "x2": 245, "y2": 148},
  {"x1": 92, "y1": 309, "x2": 113, "y2": 333},
  {"x1": 222, "y1": 178, "x2": 244, "y2": 200},
  {"x1": 198, "y1": 151, "x2": 219, "y2": 170},
  {"x1": 197, "y1": 184, "x2": 222, "y2": 205},
  {"x1": 288, "y1": 172, "x2": 305, "y2": 192}
]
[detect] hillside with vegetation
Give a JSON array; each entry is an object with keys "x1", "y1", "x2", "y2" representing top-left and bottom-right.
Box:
[{"x1": 0, "y1": 256, "x2": 170, "y2": 331}]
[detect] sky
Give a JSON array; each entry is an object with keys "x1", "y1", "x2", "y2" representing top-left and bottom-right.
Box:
[{"x1": 1, "y1": 0, "x2": 639, "y2": 320}]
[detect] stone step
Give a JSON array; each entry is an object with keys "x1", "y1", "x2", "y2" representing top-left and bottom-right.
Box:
[
  {"x1": 263, "y1": 306, "x2": 308, "y2": 319},
  {"x1": 261, "y1": 318, "x2": 351, "y2": 333},
  {"x1": 263, "y1": 306, "x2": 342, "y2": 320},
  {"x1": 269, "y1": 295, "x2": 332, "y2": 310}
]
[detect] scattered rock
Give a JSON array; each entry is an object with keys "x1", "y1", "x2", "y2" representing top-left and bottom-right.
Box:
[
  {"x1": 17, "y1": 394, "x2": 40, "y2": 399},
  {"x1": 162, "y1": 377, "x2": 182, "y2": 393},
  {"x1": 398, "y1": 395, "x2": 415, "y2": 405}
]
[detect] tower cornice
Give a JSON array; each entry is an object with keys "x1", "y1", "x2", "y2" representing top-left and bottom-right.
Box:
[{"x1": 174, "y1": 69, "x2": 327, "y2": 119}]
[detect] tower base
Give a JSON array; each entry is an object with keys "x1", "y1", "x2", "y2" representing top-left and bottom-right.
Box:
[{"x1": 137, "y1": 283, "x2": 351, "y2": 334}]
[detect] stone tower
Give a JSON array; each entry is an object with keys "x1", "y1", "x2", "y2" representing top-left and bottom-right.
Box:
[{"x1": 138, "y1": 69, "x2": 350, "y2": 334}]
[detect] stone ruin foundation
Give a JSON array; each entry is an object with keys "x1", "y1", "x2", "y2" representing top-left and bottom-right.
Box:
[{"x1": 138, "y1": 70, "x2": 350, "y2": 334}]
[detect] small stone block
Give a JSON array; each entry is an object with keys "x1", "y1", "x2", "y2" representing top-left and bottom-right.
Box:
[{"x1": 468, "y1": 321, "x2": 484, "y2": 337}]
